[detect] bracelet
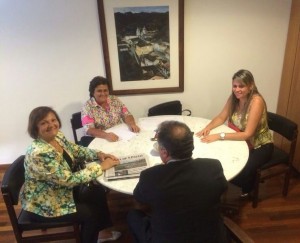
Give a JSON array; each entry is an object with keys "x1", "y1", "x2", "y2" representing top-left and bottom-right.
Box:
[{"x1": 220, "y1": 132, "x2": 225, "y2": 140}]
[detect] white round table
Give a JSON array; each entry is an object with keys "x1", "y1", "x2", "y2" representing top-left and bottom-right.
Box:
[{"x1": 89, "y1": 115, "x2": 249, "y2": 195}]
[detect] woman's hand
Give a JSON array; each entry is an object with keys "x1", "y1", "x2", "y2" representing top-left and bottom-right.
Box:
[
  {"x1": 100, "y1": 157, "x2": 120, "y2": 171},
  {"x1": 104, "y1": 132, "x2": 119, "y2": 142},
  {"x1": 129, "y1": 124, "x2": 140, "y2": 133},
  {"x1": 124, "y1": 115, "x2": 140, "y2": 133},
  {"x1": 196, "y1": 127, "x2": 211, "y2": 137},
  {"x1": 201, "y1": 133, "x2": 220, "y2": 143},
  {"x1": 97, "y1": 152, "x2": 118, "y2": 161}
]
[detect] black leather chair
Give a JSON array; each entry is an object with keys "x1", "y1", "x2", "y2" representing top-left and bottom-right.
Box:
[
  {"x1": 70, "y1": 112, "x2": 94, "y2": 147},
  {"x1": 70, "y1": 112, "x2": 83, "y2": 145},
  {"x1": 252, "y1": 112, "x2": 298, "y2": 208},
  {"x1": 1, "y1": 155, "x2": 81, "y2": 243},
  {"x1": 148, "y1": 100, "x2": 191, "y2": 116}
]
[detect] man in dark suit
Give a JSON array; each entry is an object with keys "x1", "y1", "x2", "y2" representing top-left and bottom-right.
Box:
[{"x1": 127, "y1": 120, "x2": 228, "y2": 243}]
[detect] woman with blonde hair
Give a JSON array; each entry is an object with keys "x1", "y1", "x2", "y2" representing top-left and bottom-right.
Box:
[{"x1": 196, "y1": 69, "x2": 274, "y2": 197}]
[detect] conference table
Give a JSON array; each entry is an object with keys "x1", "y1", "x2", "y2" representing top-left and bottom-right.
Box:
[{"x1": 89, "y1": 115, "x2": 249, "y2": 195}]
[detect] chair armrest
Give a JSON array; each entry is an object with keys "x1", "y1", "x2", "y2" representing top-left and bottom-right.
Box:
[
  {"x1": 223, "y1": 216, "x2": 254, "y2": 243},
  {"x1": 182, "y1": 109, "x2": 192, "y2": 116}
]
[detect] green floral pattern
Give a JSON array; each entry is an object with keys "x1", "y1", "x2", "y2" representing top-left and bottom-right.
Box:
[{"x1": 21, "y1": 131, "x2": 103, "y2": 217}]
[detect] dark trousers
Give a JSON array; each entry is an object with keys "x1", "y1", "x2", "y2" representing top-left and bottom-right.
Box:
[
  {"x1": 127, "y1": 209, "x2": 151, "y2": 243},
  {"x1": 26, "y1": 183, "x2": 112, "y2": 243},
  {"x1": 231, "y1": 143, "x2": 274, "y2": 193},
  {"x1": 127, "y1": 209, "x2": 229, "y2": 243}
]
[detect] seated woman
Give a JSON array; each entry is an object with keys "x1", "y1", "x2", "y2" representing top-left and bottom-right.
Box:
[
  {"x1": 21, "y1": 106, "x2": 121, "y2": 243},
  {"x1": 81, "y1": 76, "x2": 140, "y2": 143},
  {"x1": 196, "y1": 69, "x2": 274, "y2": 197}
]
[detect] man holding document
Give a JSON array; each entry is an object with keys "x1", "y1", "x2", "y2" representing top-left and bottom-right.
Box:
[{"x1": 127, "y1": 120, "x2": 229, "y2": 243}]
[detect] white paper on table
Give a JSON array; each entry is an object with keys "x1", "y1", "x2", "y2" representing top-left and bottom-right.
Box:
[
  {"x1": 106, "y1": 125, "x2": 137, "y2": 141},
  {"x1": 139, "y1": 116, "x2": 184, "y2": 131}
]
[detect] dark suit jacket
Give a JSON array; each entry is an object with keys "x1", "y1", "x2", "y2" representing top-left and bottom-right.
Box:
[{"x1": 133, "y1": 158, "x2": 228, "y2": 243}]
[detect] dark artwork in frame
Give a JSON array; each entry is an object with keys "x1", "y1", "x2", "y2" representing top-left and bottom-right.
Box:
[
  {"x1": 114, "y1": 6, "x2": 170, "y2": 82},
  {"x1": 97, "y1": 0, "x2": 184, "y2": 95}
]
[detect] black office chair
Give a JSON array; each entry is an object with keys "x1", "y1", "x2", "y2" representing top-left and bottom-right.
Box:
[
  {"x1": 148, "y1": 100, "x2": 192, "y2": 116},
  {"x1": 252, "y1": 112, "x2": 298, "y2": 208},
  {"x1": 1, "y1": 155, "x2": 81, "y2": 243},
  {"x1": 70, "y1": 112, "x2": 94, "y2": 147}
]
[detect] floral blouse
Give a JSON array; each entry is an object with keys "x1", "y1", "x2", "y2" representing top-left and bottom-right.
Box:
[
  {"x1": 81, "y1": 96, "x2": 132, "y2": 134},
  {"x1": 21, "y1": 131, "x2": 103, "y2": 217}
]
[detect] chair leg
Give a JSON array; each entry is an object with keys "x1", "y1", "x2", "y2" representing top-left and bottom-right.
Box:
[
  {"x1": 283, "y1": 168, "x2": 291, "y2": 196},
  {"x1": 74, "y1": 223, "x2": 81, "y2": 243},
  {"x1": 252, "y1": 171, "x2": 261, "y2": 208}
]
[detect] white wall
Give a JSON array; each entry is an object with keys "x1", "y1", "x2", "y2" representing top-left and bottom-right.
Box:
[{"x1": 0, "y1": 0, "x2": 291, "y2": 164}]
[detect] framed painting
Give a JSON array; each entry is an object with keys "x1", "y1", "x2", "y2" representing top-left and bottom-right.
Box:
[{"x1": 97, "y1": 0, "x2": 184, "y2": 95}]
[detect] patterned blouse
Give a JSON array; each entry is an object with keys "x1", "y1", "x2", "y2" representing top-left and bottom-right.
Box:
[
  {"x1": 21, "y1": 131, "x2": 103, "y2": 217},
  {"x1": 81, "y1": 96, "x2": 132, "y2": 134},
  {"x1": 230, "y1": 105, "x2": 273, "y2": 149}
]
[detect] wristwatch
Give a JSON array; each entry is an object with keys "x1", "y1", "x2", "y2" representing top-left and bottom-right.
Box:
[{"x1": 220, "y1": 132, "x2": 225, "y2": 140}]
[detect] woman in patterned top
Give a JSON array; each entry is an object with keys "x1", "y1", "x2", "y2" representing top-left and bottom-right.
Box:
[
  {"x1": 21, "y1": 106, "x2": 121, "y2": 243},
  {"x1": 81, "y1": 76, "x2": 140, "y2": 142},
  {"x1": 196, "y1": 69, "x2": 274, "y2": 197}
]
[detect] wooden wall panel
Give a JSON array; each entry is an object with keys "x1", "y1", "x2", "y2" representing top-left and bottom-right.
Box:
[{"x1": 277, "y1": 0, "x2": 300, "y2": 171}]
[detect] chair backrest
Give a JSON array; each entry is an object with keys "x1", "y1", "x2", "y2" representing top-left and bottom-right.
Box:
[
  {"x1": 267, "y1": 112, "x2": 298, "y2": 141},
  {"x1": 1, "y1": 155, "x2": 25, "y2": 205},
  {"x1": 71, "y1": 112, "x2": 82, "y2": 144},
  {"x1": 1, "y1": 155, "x2": 26, "y2": 239},
  {"x1": 267, "y1": 111, "x2": 298, "y2": 164},
  {"x1": 148, "y1": 100, "x2": 191, "y2": 116}
]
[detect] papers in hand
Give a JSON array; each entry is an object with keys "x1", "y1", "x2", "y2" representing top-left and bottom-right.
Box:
[{"x1": 104, "y1": 153, "x2": 149, "y2": 181}]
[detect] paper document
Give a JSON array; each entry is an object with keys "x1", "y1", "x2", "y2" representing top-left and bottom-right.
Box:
[
  {"x1": 104, "y1": 154, "x2": 149, "y2": 181},
  {"x1": 106, "y1": 124, "x2": 137, "y2": 141}
]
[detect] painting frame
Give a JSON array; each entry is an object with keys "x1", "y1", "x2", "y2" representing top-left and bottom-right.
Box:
[{"x1": 97, "y1": 0, "x2": 184, "y2": 95}]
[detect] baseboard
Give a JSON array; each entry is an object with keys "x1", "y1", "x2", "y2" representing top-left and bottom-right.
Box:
[{"x1": 0, "y1": 164, "x2": 10, "y2": 170}]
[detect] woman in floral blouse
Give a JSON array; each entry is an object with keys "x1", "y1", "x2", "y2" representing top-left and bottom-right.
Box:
[
  {"x1": 81, "y1": 76, "x2": 140, "y2": 142},
  {"x1": 21, "y1": 106, "x2": 121, "y2": 243}
]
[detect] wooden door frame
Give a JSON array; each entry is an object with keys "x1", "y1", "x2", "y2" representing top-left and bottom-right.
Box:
[
  {"x1": 276, "y1": 0, "x2": 300, "y2": 169},
  {"x1": 277, "y1": 0, "x2": 300, "y2": 116}
]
